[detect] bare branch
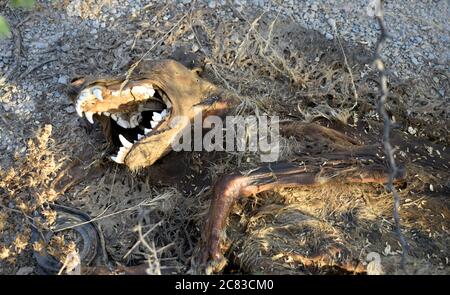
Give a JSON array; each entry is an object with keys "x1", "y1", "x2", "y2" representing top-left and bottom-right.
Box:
[{"x1": 372, "y1": 0, "x2": 409, "y2": 271}]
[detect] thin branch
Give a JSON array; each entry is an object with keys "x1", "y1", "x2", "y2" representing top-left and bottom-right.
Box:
[
  {"x1": 119, "y1": 13, "x2": 188, "y2": 91},
  {"x1": 372, "y1": 0, "x2": 409, "y2": 271}
]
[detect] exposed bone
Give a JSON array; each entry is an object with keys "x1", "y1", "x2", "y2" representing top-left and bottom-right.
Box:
[
  {"x1": 85, "y1": 112, "x2": 94, "y2": 124},
  {"x1": 92, "y1": 87, "x2": 103, "y2": 100},
  {"x1": 131, "y1": 85, "x2": 155, "y2": 99},
  {"x1": 119, "y1": 134, "x2": 133, "y2": 148},
  {"x1": 78, "y1": 89, "x2": 90, "y2": 101},
  {"x1": 76, "y1": 101, "x2": 83, "y2": 117}
]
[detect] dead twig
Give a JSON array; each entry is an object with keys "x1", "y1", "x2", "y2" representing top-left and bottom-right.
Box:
[
  {"x1": 372, "y1": 0, "x2": 409, "y2": 271},
  {"x1": 119, "y1": 13, "x2": 188, "y2": 91}
]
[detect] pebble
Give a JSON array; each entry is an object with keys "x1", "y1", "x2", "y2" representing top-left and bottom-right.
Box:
[
  {"x1": 325, "y1": 33, "x2": 333, "y2": 40},
  {"x1": 208, "y1": 1, "x2": 216, "y2": 9},
  {"x1": 58, "y1": 76, "x2": 68, "y2": 84},
  {"x1": 65, "y1": 106, "x2": 76, "y2": 114}
]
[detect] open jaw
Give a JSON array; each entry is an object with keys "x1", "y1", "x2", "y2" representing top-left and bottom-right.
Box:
[{"x1": 74, "y1": 80, "x2": 172, "y2": 164}]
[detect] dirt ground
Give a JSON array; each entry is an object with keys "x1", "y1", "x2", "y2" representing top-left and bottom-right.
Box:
[{"x1": 0, "y1": 1, "x2": 449, "y2": 275}]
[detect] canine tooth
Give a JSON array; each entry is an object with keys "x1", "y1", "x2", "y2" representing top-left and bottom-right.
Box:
[
  {"x1": 150, "y1": 120, "x2": 158, "y2": 128},
  {"x1": 92, "y1": 88, "x2": 103, "y2": 100},
  {"x1": 137, "y1": 134, "x2": 144, "y2": 140},
  {"x1": 118, "y1": 146, "x2": 129, "y2": 154},
  {"x1": 152, "y1": 112, "x2": 162, "y2": 122},
  {"x1": 75, "y1": 101, "x2": 83, "y2": 117},
  {"x1": 117, "y1": 118, "x2": 130, "y2": 128},
  {"x1": 111, "y1": 156, "x2": 123, "y2": 164},
  {"x1": 85, "y1": 111, "x2": 94, "y2": 124},
  {"x1": 144, "y1": 128, "x2": 152, "y2": 134},
  {"x1": 119, "y1": 134, "x2": 133, "y2": 148}
]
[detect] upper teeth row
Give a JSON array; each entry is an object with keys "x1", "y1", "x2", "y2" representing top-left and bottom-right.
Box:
[{"x1": 75, "y1": 84, "x2": 156, "y2": 124}]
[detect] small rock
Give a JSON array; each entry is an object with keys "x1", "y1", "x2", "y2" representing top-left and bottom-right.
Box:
[
  {"x1": 311, "y1": 4, "x2": 318, "y2": 11},
  {"x1": 208, "y1": 1, "x2": 216, "y2": 9},
  {"x1": 58, "y1": 76, "x2": 68, "y2": 84},
  {"x1": 192, "y1": 44, "x2": 199, "y2": 52},
  {"x1": 325, "y1": 33, "x2": 334, "y2": 40},
  {"x1": 327, "y1": 18, "x2": 335, "y2": 28},
  {"x1": 90, "y1": 29, "x2": 97, "y2": 35},
  {"x1": 16, "y1": 267, "x2": 34, "y2": 275},
  {"x1": 411, "y1": 57, "x2": 419, "y2": 66},
  {"x1": 61, "y1": 44, "x2": 71, "y2": 52},
  {"x1": 33, "y1": 42, "x2": 48, "y2": 49},
  {"x1": 65, "y1": 106, "x2": 76, "y2": 114}
]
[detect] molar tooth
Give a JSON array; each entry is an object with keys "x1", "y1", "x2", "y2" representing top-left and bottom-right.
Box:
[
  {"x1": 119, "y1": 134, "x2": 133, "y2": 148},
  {"x1": 130, "y1": 114, "x2": 139, "y2": 127},
  {"x1": 92, "y1": 88, "x2": 103, "y2": 100},
  {"x1": 160, "y1": 109, "x2": 168, "y2": 118},
  {"x1": 117, "y1": 118, "x2": 130, "y2": 128},
  {"x1": 150, "y1": 120, "x2": 158, "y2": 128},
  {"x1": 85, "y1": 111, "x2": 94, "y2": 124},
  {"x1": 137, "y1": 134, "x2": 144, "y2": 140},
  {"x1": 103, "y1": 111, "x2": 110, "y2": 116},
  {"x1": 144, "y1": 128, "x2": 152, "y2": 134},
  {"x1": 111, "y1": 114, "x2": 118, "y2": 121},
  {"x1": 152, "y1": 112, "x2": 162, "y2": 122}
]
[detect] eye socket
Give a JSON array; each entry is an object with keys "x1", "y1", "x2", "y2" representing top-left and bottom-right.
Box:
[{"x1": 70, "y1": 77, "x2": 86, "y2": 87}]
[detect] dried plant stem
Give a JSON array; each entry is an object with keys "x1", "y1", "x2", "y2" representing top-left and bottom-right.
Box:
[{"x1": 373, "y1": 0, "x2": 409, "y2": 271}]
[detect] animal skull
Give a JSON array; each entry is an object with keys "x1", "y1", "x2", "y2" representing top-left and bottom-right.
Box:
[{"x1": 68, "y1": 59, "x2": 219, "y2": 171}]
